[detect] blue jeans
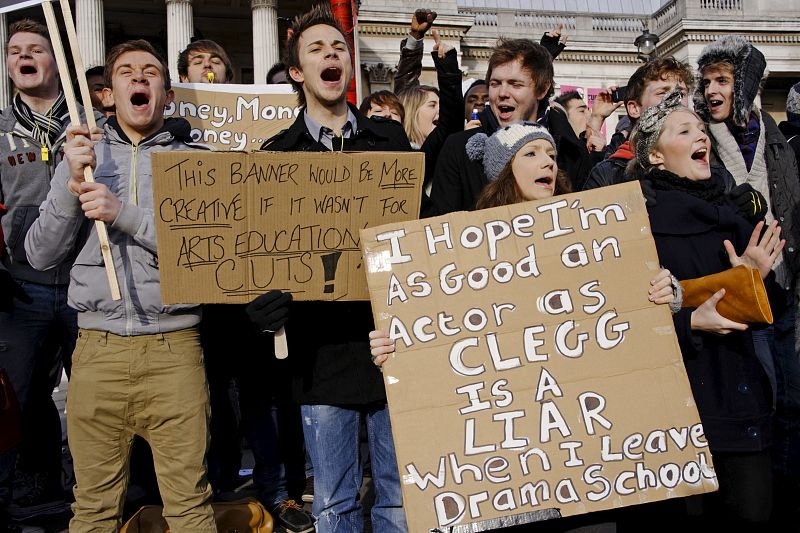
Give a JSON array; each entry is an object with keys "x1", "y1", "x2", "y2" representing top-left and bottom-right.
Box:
[
  {"x1": 246, "y1": 400, "x2": 289, "y2": 507},
  {"x1": 301, "y1": 404, "x2": 406, "y2": 533},
  {"x1": 0, "y1": 281, "x2": 77, "y2": 503},
  {"x1": 756, "y1": 293, "x2": 800, "y2": 467}
]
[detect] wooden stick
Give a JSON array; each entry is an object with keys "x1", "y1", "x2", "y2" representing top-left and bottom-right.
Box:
[
  {"x1": 57, "y1": 0, "x2": 97, "y2": 131},
  {"x1": 41, "y1": 0, "x2": 121, "y2": 301},
  {"x1": 274, "y1": 326, "x2": 288, "y2": 359}
]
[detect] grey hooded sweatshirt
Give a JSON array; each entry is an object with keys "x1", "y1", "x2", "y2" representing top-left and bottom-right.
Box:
[
  {"x1": 25, "y1": 117, "x2": 205, "y2": 336},
  {"x1": 0, "y1": 103, "x2": 100, "y2": 285}
]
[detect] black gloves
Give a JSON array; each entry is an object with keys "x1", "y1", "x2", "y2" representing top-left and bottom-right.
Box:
[
  {"x1": 729, "y1": 183, "x2": 768, "y2": 225},
  {"x1": 540, "y1": 32, "x2": 565, "y2": 59},
  {"x1": 245, "y1": 290, "x2": 292, "y2": 333},
  {"x1": 0, "y1": 268, "x2": 32, "y2": 313}
]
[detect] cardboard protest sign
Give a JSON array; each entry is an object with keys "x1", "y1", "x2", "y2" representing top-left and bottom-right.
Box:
[
  {"x1": 152, "y1": 150, "x2": 424, "y2": 304},
  {"x1": 164, "y1": 83, "x2": 300, "y2": 151},
  {"x1": 360, "y1": 182, "x2": 718, "y2": 532}
]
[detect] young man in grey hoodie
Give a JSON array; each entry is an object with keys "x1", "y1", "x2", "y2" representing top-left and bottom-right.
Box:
[{"x1": 25, "y1": 40, "x2": 216, "y2": 532}]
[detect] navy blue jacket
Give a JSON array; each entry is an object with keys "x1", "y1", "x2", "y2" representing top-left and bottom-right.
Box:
[
  {"x1": 261, "y1": 105, "x2": 412, "y2": 406},
  {"x1": 647, "y1": 179, "x2": 774, "y2": 452}
]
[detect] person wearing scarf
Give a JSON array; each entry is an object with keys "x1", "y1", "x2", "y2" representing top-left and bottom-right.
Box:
[
  {"x1": 11, "y1": 90, "x2": 69, "y2": 151},
  {"x1": 628, "y1": 88, "x2": 782, "y2": 529},
  {"x1": 0, "y1": 20, "x2": 94, "y2": 525},
  {"x1": 695, "y1": 36, "x2": 800, "y2": 524}
]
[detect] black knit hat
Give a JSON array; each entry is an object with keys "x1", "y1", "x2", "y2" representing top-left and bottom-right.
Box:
[{"x1": 694, "y1": 35, "x2": 766, "y2": 126}]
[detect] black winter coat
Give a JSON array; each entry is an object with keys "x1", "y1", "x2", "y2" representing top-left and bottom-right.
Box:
[
  {"x1": 647, "y1": 177, "x2": 773, "y2": 452},
  {"x1": 395, "y1": 45, "x2": 465, "y2": 215},
  {"x1": 418, "y1": 49, "x2": 465, "y2": 194},
  {"x1": 425, "y1": 122, "x2": 486, "y2": 217},
  {"x1": 710, "y1": 112, "x2": 800, "y2": 285},
  {"x1": 584, "y1": 154, "x2": 736, "y2": 194},
  {"x1": 778, "y1": 119, "x2": 800, "y2": 183},
  {"x1": 260, "y1": 105, "x2": 412, "y2": 406},
  {"x1": 583, "y1": 153, "x2": 631, "y2": 191},
  {"x1": 546, "y1": 106, "x2": 604, "y2": 191}
]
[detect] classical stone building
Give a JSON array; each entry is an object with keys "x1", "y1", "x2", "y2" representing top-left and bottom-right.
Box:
[
  {"x1": 358, "y1": 0, "x2": 800, "y2": 127},
  {"x1": 1, "y1": 0, "x2": 798, "y2": 123}
]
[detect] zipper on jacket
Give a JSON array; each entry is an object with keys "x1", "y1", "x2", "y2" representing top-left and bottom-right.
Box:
[
  {"x1": 124, "y1": 142, "x2": 139, "y2": 335},
  {"x1": 131, "y1": 144, "x2": 139, "y2": 205}
]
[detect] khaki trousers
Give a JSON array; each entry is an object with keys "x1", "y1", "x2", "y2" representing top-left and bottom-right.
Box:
[{"x1": 67, "y1": 328, "x2": 216, "y2": 533}]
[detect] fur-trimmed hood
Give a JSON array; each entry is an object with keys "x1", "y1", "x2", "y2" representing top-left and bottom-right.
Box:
[{"x1": 693, "y1": 35, "x2": 767, "y2": 126}]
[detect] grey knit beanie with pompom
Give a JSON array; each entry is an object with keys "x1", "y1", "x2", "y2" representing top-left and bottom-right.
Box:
[{"x1": 466, "y1": 122, "x2": 557, "y2": 182}]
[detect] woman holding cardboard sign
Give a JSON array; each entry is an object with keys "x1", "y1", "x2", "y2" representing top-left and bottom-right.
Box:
[
  {"x1": 369, "y1": 122, "x2": 678, "y2": 367},
  {"x1": 371, "y1": 108, "x2": 778, "y2": 528},
  {"x1": 369, "y1": 124, "x2": 678, "y2": 533},
  {"x1": 626, "y1": 88, "x2": 783, "y2": 528}
]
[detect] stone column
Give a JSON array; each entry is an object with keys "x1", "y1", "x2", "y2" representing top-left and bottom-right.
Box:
[
  {"x1": 166, "y1": 0, "x2": 194, "y2": 81},
  {"x1": 76, "y1": 0, "x2": 105, "y2": 69},
  {"x1": 0, "y1": 13, "x2": 8, "y2": 108},
  {"x1": 252, "y1": 0, "x2": 279, "y2": 84}
]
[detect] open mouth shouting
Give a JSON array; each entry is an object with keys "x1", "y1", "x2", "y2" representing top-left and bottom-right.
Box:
[
  {"x1": 708, "y1": 98, "x2": 724, "y2": 113},
  {"x1": 533, "y1": 174, "x2": 554, "y2": 189},
  {"x1": 130, "y1": 90, "x2": 151, "y2": 112},
  {"x1": 496, "y1": 104, "x2": 516, "y2": 122},
  {"x1": 691, "y1": 146, "x2": 709, "y2": 166},
  {"x1": 19, "y1": 64, "x2": 37, "y2": 76},
  {"x1": 320, "y1": 66, "x2": 343, "y2": 85}
]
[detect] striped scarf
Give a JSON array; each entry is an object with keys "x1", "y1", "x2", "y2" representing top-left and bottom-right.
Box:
[{"x1": 12, "y1": 92, "x2": 68, "y2": 146}]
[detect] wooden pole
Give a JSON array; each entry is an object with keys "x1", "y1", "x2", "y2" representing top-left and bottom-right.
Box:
[
  {"x1": 274, "y1": 327, "x2": 288, "y2": 359},
  {"x1": 41, "y1": 0, "x2": 121, "y2": 301},
  {"x1": 57, "y1": 0, "x2": 97, "y2": 131}
]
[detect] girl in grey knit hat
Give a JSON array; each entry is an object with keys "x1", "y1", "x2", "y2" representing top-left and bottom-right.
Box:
[{"x1": 463, "y1": 122, "x2": 572, "y2": 208}]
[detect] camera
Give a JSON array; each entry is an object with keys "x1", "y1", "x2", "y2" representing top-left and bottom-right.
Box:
[{"x1": 611, "y1": 86, "x2": 628, "y2": 103}]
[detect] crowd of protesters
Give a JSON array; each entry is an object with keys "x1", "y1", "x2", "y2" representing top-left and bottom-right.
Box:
[{"x1": 0, "y1": 3, "x2": 798, "y2": 532}]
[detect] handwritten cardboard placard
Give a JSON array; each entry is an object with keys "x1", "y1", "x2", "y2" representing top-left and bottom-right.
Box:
[
  {"x1": 152, "y1": 150, "x2": 424, "y2": 304},
  {"x1": 360, "y1": 182, "x2": 718, "y2": 532},
  {"x1": 164, "y1": 83, "x2": 300, "y2": 151}
]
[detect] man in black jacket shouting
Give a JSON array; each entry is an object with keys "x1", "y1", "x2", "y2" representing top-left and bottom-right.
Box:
[
  {"x1": 253, "y1": 5, "x2": 412, "y2": 533},
  {"x1": 426, "y1": 38, "x2": 555, "y2": 216}
]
